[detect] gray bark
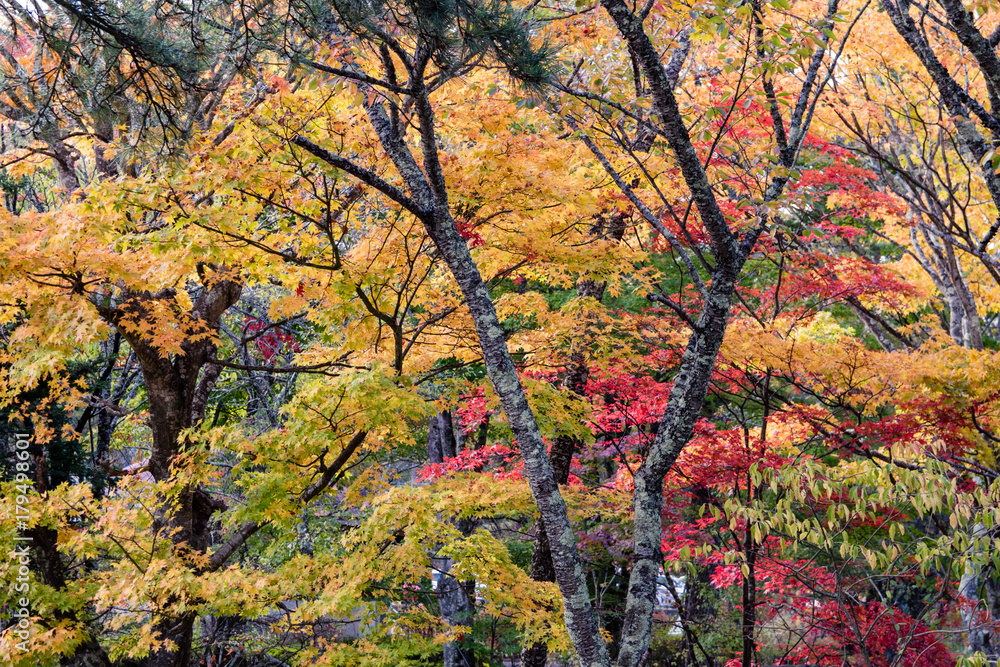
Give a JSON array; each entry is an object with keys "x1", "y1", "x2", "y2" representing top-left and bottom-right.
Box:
[
  {"x1": 294, "y1": 0, "x2": 841, "y2": 663},
  {"x1": 862, "y1": 0, "x2": 1000, "y2": 653},
  {"x1": 296, "y1": 52, "x2": 611, "y2": 667},
  {"x1": 438, "y1": 562, "x2": 477, "y2": 667},
  {"x1": 420, "y1": 171, "x2": 610, "y2": 667},
  {"x1": 427, "y1": 411, "x2": 459, "y2": 463},
  {"x1": 428, "y1": 412, "x2": 477, "y2": 667},
  {"x1": 596, "y1": 0, "x2": 839, "y2": 663},
  {"x1": 960, "y1": 537, "x2": 986, "y2": 655},
  {"x1": 878, "y1": 0, "x2": 1000, "y2": 249},
  {"x1": 910, "y1": 223, "x2": 984, "y2": 350}
]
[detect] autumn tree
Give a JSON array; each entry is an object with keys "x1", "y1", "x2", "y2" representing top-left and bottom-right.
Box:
[{"x1": 10, "y1": 1, "x2": 1000, "y2": 667}]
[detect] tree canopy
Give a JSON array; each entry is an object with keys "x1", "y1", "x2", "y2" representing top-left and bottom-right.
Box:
[{"x1": 6, "y1": 0, "x2": 1000, "y2": 666}]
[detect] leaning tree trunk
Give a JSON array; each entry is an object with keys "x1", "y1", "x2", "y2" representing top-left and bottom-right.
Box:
[
  {"x1": 873, "y1": 1, "x2": 1000, "y2": 652},
  {"x1": 295, "y1": 75, "x2": 612, "y2": 667}
]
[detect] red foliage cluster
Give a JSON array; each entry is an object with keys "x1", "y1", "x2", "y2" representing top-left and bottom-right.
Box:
[
  {"x1": 786, "y1": 601, "x2": 954, "y2": 667},
  {"x1": 455, "y1": 219, "x2": 485, "y2": 248},
  {"x1": 244, "y1": 317, "x2": 301, "y2": 363},
  {"x1": 901, "y1": 395, "x2": 979, "y2": 458},
  {"x1": 784, "y1": 395, "x2": 977, "y2": 460},
  {"x1": 456, "y1": 387, "x2": 494, "y2": 435},
  {"x1": 823, "y1": 413, "x2": 925, "y2": 456},
  {"x1": 771, "y1": 252, "x2": 919, "y2": 310},
  {"x1": 584, "y1": 365, "x2": 671, "y2": 435},
  {"x1": 673, "y1": 423, "x2": 791, "y2": 490},
  {"x1": 794, "y1": 136, "x2": 906, "y2": 217},
  {"x1": 416, "y1": 443, "x2": 521, "y2": 481},
  {"x1": 707, "y1": 548, "x2": 953, "y2": 667},
  {"x1": 708, "y1": 549, "x2": 836, "y2": 599},
  {"x1": 659, "y1": 516, "x2": 718, "y2": 561}
]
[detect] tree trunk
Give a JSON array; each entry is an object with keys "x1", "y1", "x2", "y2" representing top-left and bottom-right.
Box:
[
  {"x1": 298, "y1": 67, "x2": 614, "y2": 664},
  {"x1": 97, "y1": 276, "x2": 242, "y2": 667},
  {"x1": 294, "y1": 0, "x2": 838, "y2": 657},
  {"x1": 981, "y1": 570, "x2": 1000, "y2": 660},
  {"x1": 437, "y1": 522, "x2": 478, "y2": 667},
  {"x1": 429, "y1": 412, "x2": 478, "y2": 667},
  {"x1": 740, "y1": 532, "x2": 758, "y2": 667},
  {"x1": 597, "y1": 0, "x2": 837, "y2": 662}
]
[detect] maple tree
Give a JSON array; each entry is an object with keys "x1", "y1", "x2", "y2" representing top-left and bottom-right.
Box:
[{"x1": 8, "y1": 1, "x2": 1000, "y2": 667}]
